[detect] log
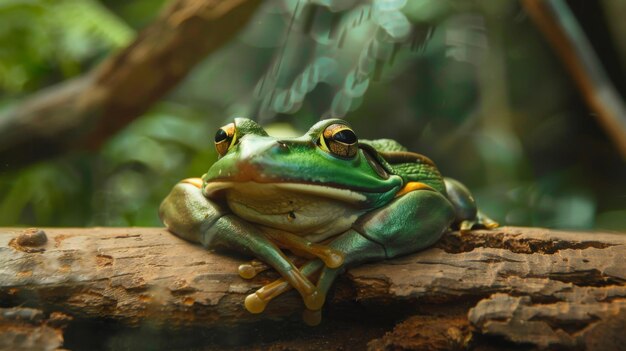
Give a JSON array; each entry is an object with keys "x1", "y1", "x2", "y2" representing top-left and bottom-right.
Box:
[
  {"x1": 0, "y1": 0, "x2": 262, "y2": 169},
  {"x1": 1, "y1": 226, "x2": 625, "y2": 350},
  {"x1": 0, "y1": 307, "x2": 71, "y2": 351}
]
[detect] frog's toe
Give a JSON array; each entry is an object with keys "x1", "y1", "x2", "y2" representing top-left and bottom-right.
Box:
[
  {"x1": 321, "y1": 249, "x2": 344, "y2": 268},
  {"x1": 459, "y1": 211, "x2": 499, "y2": 233},
  {"x1": 245, "y1": 278, "x2": 293, "y2": 314},
  {"x1": 303, "y1": 288, "x2": 325, "y2": 311},
  {"x1": 239, "y1": 264, "x2": 257, "y2": 279},
  {"x1": 238, "y1": 259, "x2": 269, "y2": 279},
  {"x1": 244, "y1": 292, "x2": 268, "y2": 314},
  {"x1": 479, "y1": 212, "x2": 499, "y2": 229},
  {"x1": 459, "y1": 220, "x2": 475, "y2": 234},
  {"x1": 302, "y1": 309, "x2": 322, "y2": 326}
]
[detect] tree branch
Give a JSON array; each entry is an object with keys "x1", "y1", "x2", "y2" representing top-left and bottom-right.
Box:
[
  {"x1": 0, "y1": 0, "x2": 262, "y2": 169},
  {"x1": 1, "y1": 226, "x2": 625, "y2": 350}
]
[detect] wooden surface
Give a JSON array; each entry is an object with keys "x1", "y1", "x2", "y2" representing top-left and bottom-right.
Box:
[
  {"x1": 0, "y1": 307, "x2": 70, "y2": 351},
  {"x1": 1, "y1": 226, "x2": 625, "y2": 350}
]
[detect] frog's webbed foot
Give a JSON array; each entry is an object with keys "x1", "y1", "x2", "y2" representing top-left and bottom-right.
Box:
[
  {"x1": 244, "y1": 229, "x2": 383, "y2": 324},
  {"x1": 245, "y1": 260, "x2": 325, "y2": 314},
  {"x1": 236, "y1": 247, "x2": 323, "y2": 314},
  {"x1": 243, "y1": 229, "x2": 346, "y2": 315},
  {"x1": 459, "y1": 210, "x2": 499, "y2": 233}
]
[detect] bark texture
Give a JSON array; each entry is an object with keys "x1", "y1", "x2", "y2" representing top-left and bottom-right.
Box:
[
  {"x1": 0, "y1": 307, "x2": 71, "y2": 351},
  {"x1": 1, "y1": 226, "x2": 625, "y2": 350},
  {"x1": 0, "y1": 0, "x2": 262, "y2": 168}
]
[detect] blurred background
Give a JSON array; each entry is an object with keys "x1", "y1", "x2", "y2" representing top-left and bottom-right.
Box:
[{"x1": 0, "y1": 0, "x2": 624, "y2": 231}]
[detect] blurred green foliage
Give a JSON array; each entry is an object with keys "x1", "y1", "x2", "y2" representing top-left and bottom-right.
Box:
[
  {"x1": 0, "y1": 0, "x2": 135, "y2": 92},
  {"x1": 0, "y1": 0, "x2": 624, "y2": 231}
]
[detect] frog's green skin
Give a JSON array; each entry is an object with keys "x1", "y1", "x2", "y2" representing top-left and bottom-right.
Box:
[{"x1": 159, "y1": 118, "x2": 496, "y2": 324}]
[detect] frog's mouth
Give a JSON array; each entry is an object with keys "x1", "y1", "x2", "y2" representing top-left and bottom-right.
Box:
[{"x1": 203, "y1": 181, "x2": 368, "y2": 204}]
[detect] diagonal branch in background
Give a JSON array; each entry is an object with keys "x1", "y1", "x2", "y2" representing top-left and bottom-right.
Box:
[
  {"x1": 523, "y1": 0, "x2": 626, "y2": 159},
  {"x1": 0, "y1": 0, "x2": 262, "y2": 169},
  {"x1": 1, "y1": 227, "x2": 625, "y2": 350}
]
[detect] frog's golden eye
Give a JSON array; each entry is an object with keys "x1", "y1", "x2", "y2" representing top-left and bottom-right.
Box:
[
  {"x1": 318, "y1": 123, "x2": 358, "y2": 158},
  {"x1": 214, "y1": 122, "x2": 238, "y2": 156}
]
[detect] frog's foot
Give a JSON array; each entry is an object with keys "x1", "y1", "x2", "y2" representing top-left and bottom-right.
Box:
[
  {"x1": 245, "y1": 279, "x2": 286, "y2": 313},
  {"x1": 238, "y1": 259, "x2": 270, "y2": 279},
  {"x1": 244, "y1": 228, "x2": 385, "y2": 320},
  {"x1": 245, "y1": 259, "x2": 345, "y2": 322},
  {"x1": 443, "y1": 178, "x2": 499, "y2": 234},
  {"x1": 247, "y1": 295, "x2": 323, "y2": 326},
  {"x1": 244, "y1": 260, "x2": 325, "y2": 314},
  {"x1": 459, "y1": 210, "x2": 499, "y2": 234},
  {"x1": 264, "y1": 229, "x2": 344, "y2": 268},
  {"x1": 302, "y1": 308, "x2": 322, "y2": 327}
]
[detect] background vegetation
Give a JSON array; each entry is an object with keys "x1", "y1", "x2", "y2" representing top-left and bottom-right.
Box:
[{"x1": 0, "y1": 0, "x2": 624, "y2": 230}]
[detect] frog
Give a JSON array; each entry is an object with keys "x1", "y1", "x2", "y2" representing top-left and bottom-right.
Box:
[{"x1": 159, "y1": 118, "x2": 497, "y2": 325}]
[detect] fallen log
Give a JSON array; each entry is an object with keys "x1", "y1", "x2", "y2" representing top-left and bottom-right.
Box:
[
  {"x1": 0, "y1": 307, "x2": 71, "y2": 351},
  {"x1": 1, "y1": 226, "x2": 624, "y2": 350}
]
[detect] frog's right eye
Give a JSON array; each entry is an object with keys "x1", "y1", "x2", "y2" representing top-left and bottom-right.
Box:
[
  {"x1": 318, "y1": 123, "x2": 358, "y2": 158},
  {"x1": 214, "y1": 122, "x2": 238, "y2": 156}
]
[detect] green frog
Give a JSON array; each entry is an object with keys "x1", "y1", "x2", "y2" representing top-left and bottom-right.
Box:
[{"x1": 159, "y1": 118, "x2": 497, "y2": 324}]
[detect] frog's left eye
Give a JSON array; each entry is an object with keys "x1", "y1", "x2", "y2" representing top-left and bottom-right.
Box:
[
  {"x1": 214, "y1": 122, "x2": 238, "y2": 156},
  {"x1": 318, "y1": 123, "x2": 358, "y2": 158}
]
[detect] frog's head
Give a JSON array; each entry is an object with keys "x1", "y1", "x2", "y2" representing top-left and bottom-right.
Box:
[{"x1": 202, "y1": 118, "x2": 402, "y2": 211}]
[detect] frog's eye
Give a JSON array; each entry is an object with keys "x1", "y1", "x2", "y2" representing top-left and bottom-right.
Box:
[
  {"x1": 214, "y1": 122, "x2": 238, "y2": 156},
  {"x1": 318, "y1": 123, "x2": 358, "y2": 158}
]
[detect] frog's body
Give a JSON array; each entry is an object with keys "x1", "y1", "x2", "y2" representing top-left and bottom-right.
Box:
[
  {"x1": 223, "y1": 182, "x2": 366, "y2": 241},
  {"x1": 160, "y1": 118, "x2": 497, "y2": 324}
]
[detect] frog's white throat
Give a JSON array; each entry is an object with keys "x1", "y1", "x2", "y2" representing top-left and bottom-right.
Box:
[{"x1": 203, "y1": 181, "x2": 367, "y2": 240}]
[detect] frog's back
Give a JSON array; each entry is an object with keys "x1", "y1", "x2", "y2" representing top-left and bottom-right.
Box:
[{"x1": 360, "y1": 138, "x2": 446, "y2": 194}]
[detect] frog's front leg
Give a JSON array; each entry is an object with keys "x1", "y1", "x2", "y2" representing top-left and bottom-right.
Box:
[
  {"x1": 314, "y1": 188, "x2": 456, "y2": 306},
  {"x1": 159, "y1": 180, "x2": 324, "y2": 310},
  {"x1": 246, "y1": 188, "x2": 456, "y2": 321}
]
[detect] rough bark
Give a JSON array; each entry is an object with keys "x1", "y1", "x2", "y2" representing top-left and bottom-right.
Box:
[
  {"x1": 0, "y1": 307, "x2": 71, "y2": 351},
  {"x1": 1, "y1": 227, "x2": 625, "y2": 350},
  {"x1": 0, "y1": 0, "x2": 262, "y2": 169}
]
